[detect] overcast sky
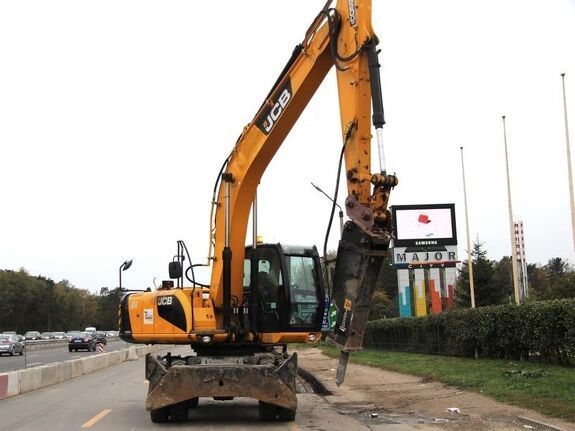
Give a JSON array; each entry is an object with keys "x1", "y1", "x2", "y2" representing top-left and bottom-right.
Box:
[{"x1": 1, "y1": 0, "x2": 574, "y2": 293}]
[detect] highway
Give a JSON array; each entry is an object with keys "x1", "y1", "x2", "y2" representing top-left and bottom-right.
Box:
[
  {"x1": 0, "y1": 348, "x2": 426, "y2": 431},
  {"x1": 0, "y1": 340, "x2": 132, "y2": 373}
]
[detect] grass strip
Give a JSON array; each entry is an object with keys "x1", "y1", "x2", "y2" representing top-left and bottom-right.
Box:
[{"x1": 318, "y1": 343, "x2": 575, "y2": 422}]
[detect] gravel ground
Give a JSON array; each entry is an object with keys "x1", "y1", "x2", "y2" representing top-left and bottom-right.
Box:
[{"x1": 296, "y1": 347, "x2": 574, "y2": 431}]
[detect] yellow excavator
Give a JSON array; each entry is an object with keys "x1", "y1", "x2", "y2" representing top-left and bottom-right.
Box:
[{"x1": 119, "y1": 0, "x2": 397, "y2": 422}]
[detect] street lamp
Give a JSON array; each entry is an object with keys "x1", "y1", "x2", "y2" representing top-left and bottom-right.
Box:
[{"x1": 119, "y1": 259, "x2": 133, "y2": 290}]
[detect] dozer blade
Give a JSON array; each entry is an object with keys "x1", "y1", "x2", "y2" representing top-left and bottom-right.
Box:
[
  {"x1": 326, "y1": 220, "x2": 388, "y2": 385},
  {"x1": 145, "y1": 352, "x2": 298, "y2": 412}
]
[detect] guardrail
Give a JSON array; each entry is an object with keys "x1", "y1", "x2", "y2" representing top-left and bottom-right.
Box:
[
  {"x1": 22, "y1": 336, "x2": 120, "y2": 351},
  {"x1": 0, "y1": 344, "x2": 168, "y2": 400}
]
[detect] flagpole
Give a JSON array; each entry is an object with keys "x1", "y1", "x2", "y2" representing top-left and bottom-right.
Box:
[
  {"x1": 460, "y1": 147, "x2": 476, "y2": 308},
  {"x1": 561, "y1": 73, "x2": 575, "y2": 257},
  {"x1": 502, "y1": 116, "x2": 521, "y2": 305}
]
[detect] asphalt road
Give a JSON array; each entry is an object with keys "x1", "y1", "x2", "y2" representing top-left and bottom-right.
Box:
[
  {"x1": 0, "y1": 348, "x2": 439, "y2": 431},
  {"x1": 0, "y1": 340, "x2": 132, "y2": 373}
]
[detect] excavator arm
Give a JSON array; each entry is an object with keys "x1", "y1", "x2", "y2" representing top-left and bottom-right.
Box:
[{"x1": 206, "y1": 0, "x2": 397, "y2": 384}]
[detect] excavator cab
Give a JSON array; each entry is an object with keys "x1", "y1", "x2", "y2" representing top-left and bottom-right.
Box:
[{"x1": 243, "y1": 244, "x2": 325, "y2": 335}]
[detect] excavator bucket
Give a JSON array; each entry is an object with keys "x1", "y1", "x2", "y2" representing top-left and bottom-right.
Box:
[{"x1": 326, "y1": 220, "x2": 388, "y2": 384}]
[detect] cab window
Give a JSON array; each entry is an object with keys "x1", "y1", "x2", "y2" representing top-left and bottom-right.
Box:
[
  {"x1": 287, "y1": 255, "x2": 319, "y2": 326},
  {"x1": 243, "y1": 249, "x2": 283, "y2": 312}
]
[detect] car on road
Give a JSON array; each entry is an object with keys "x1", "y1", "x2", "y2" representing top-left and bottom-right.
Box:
[
  {"x1": 65, "y1": 331, "x2": 82, "y2": 341},
  {"x1": 0, "y1": 334, "x2": 25, "y2": 356},
  {"x1": 68, "y1": 332, "x2": 96, "y2": 352},
  {"x1": 40, "y1": 332, "x2": 53, "y2": 340},
  {"x1": 92, "y1": 333, "x2": 107, "y2": 345},
  {"x1": 24, "y1": 331, "x2": 41, "y2": 340},
  {"x1": 51, "y1": 331, "x2": 66, "y2": 339}
]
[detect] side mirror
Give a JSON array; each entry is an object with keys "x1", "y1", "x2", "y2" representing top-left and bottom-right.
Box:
[{"x1": 169, "y1": 261, "x2": 183, "y2": 279}]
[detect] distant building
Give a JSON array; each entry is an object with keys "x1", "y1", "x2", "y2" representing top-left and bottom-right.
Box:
[{"x1": 514, "y1": 221, "x2": 529, "y2": 300}]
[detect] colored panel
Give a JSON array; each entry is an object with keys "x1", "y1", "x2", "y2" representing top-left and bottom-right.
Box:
[
  {"x1": 414, "y1": 268, "x2": 427, "y2": 316},
  {"x1": 429, "y1": 268, "x2": 442, "y2": 314},
  {"x1": 397, "y1": 269, "x2": 412, "y2": 317},
  {"x1": 445, "y1": 267, "x2": 456, "y2": 310}
]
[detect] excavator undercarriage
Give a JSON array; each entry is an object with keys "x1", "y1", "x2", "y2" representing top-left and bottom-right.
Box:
[{"x1": 145, "y1": 348, "x2": 298, "y2": 422}]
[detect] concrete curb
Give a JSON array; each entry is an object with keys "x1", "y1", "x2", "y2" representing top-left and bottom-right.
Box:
[
  {"x1": 0, "y1": 371, "x2": 20, "y2": 398},
  {"x1": 0, "y1": 344, "x2": 168, "y2": 400}
]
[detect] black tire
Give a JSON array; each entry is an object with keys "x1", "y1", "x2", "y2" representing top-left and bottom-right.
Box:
[
  {"x1": 259, "y1": 401, "x2": 295, "y2": 422},
  {"x1": 9, "y1": 347, "x2": 14, "y2": 356},
  {"x1": 19, "y1": 348, "x2": 23, "y2": 356},
  {"x1": 150, "y1": 408, "x2": 169, "y2": 423},
  {"x1": 258, "y1": 401, "x2": 277, "y2": 421},
  {"x1": 169, "y1": 402, "x2": 188, "y2": 422},
  {"x1": 68, "y1": 347, "x2": 73, "y2": 352},
  {"x1": 277, "y1": 406, "x2": 296, "y2": 421},
  {"x1": 91, "y1": 344, "x2": 96, "y2": 352}
]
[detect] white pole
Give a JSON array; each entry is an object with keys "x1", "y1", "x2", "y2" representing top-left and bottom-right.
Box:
[
  {"x1": 502, "y1": 116, "x2": 521, "y2": 305},
  {"x1": 460, "y1": 147, "x2": 476, "y2": 308},
  {"x1": 561, "y1": 73, "x2": 575, "y2": 257}
]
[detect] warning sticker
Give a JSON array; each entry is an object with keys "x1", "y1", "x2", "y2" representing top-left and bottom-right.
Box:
[{"x1": 143, "y1": 308, "x2": 154, "y2": 325}]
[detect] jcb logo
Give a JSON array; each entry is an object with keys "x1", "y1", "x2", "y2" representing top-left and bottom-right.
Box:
[
  {"x1": 157, "y1": 296, "x2": 173, "y2": 306},
  {"x1": 256, "y1": 80, "x2": 292, "y2": 135},
  {"x1": 348, "y1": 0, "x2": 356, "y2": 26}
]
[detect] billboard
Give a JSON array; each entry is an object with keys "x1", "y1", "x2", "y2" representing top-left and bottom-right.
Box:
[
  {"x1": 392, "y1": 204, "x2": 457, "y2": 248},
  {"x1": 393, "y1": 245, "x2": 458, "y2": 267}
]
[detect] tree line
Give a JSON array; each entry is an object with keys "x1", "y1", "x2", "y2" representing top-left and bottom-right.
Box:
[
  {"x1": 367, "y1": 241, "x2": 575, "y2": 320},
  {"x1": 455, "y1": 241, "x2": 575, "y2": 306},
  {"x1": 4, "y1": 239, "x2": 574, "y2": 332},
  {"x1": 0, "y1": 269, "x2": 121, "y2": 334}
]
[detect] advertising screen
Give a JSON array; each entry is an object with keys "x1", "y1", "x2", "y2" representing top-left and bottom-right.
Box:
[{"x1": 392, "y1": 204, "x2": 457, "y2": 247}]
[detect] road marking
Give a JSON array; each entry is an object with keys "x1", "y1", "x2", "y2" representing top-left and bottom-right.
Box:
[
  {"x1": 26, "y1": 362, "x2": 42, "y2": 367},
  {"x1": 81, "y1": 409, "x2": 112, "y2": 428}
]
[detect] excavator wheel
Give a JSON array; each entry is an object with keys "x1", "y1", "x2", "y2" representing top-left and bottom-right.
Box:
[
  {"x1": 168, "y1": 401, "x2": 189, "y2": 422},
  {"x1": 150, "y1": 407, "x2": 169, "y2": 423},
  {"x1": 258, "y1": 401, "x2": 296, "y2": 422}
]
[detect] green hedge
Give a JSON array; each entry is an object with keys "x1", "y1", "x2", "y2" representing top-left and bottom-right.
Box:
[{"x1": 364, "y1": 299, "x2": 575, "y2": 364}]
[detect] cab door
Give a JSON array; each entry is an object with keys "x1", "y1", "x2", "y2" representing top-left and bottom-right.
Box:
[
  {"x1": 285, "y1": 253, "x2": 324, "y2": 332},
  {"x1": 243, "y1": 245, "x2": 286, "y2": 333}
]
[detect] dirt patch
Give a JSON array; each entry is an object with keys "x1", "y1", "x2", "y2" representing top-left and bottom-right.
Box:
[{"x1": 296, "y1": 348, "x2": 574, "y2": 431}]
